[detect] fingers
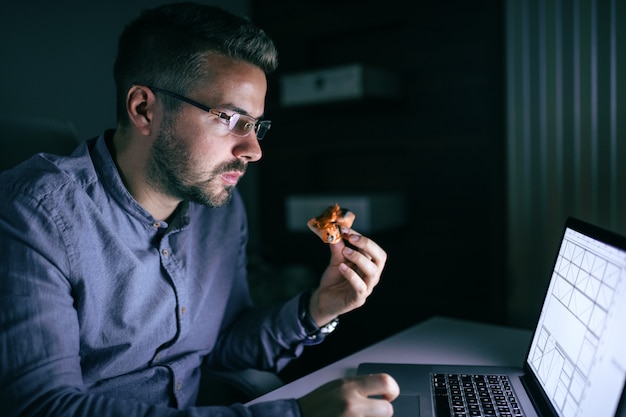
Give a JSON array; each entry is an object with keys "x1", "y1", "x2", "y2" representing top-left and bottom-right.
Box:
[
  {"x1": 297, "y1": 374, "x2": 399, "y2": 417},
  {"x1": 341, "y1": 228, "x2": 387, "y2": 267},
  {"x1": 315, "y1": 228, "x2": 388, "y2": 321},
  {"x1": 339, "y1": 229, "x2": 387, "y2": 292},
  {"x1": 355, "y1": 373, "x2": 400, "y2": 402}
]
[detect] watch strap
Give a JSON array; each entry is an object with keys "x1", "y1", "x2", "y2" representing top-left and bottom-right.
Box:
[{"x1": 298, "y1": 290, "x2": 339, "y2": 345}]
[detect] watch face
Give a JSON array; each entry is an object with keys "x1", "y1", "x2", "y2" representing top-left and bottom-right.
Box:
[
  {"x1": 304, "y1": 317, "x2": 339, "y2": 346},
  {"x1": 320, "y1": 318, "x2": 339, "y2": 334}
]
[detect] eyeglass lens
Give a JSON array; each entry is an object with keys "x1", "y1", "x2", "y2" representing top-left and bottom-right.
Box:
[{"x1": 229, "y1": 114, "x2": 271, "y2": 140}]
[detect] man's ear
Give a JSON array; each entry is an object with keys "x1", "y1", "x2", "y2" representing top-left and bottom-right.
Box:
[{"x1": 126, "y1": 85, "x2": 156, "y2": 136}]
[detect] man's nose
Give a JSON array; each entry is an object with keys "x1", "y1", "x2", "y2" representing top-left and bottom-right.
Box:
[{"x1": 233, "y1": 133, "x2": 262, "y2": 162}]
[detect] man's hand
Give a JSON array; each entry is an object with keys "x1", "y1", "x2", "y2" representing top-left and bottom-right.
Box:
[
  {"x1": 309, "y1": 228, "x2": 387, "y2": 326},
  {"x1": 297, "y1": 373, "x2": 399, "y2": 417}
]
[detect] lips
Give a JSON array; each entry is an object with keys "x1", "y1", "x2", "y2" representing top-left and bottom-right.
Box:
[{"x1": 220, "y1": 171, "x2": 243, "y2": 185}]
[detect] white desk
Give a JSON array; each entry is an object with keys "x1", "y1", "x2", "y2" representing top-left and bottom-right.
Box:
[{"x1": 248, "y1": 316, "x2": 532, "y2": 404}]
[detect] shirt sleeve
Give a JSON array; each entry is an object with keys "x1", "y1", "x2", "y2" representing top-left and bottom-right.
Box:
[
  {"x1": 204, "y1": 293, "x2": 311, "y2": 373},
  {"x1": 0, "y1": 180, "x2": 303, "y2": 417}
]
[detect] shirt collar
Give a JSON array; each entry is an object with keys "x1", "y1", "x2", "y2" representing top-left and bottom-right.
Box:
[{"x1": 91, "y1": 130, "x2": 190, "y2": 231}]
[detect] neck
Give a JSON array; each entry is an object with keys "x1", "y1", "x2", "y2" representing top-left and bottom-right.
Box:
[{"x1": 110, "y1": 128, "x2": 180, "y2": 221}]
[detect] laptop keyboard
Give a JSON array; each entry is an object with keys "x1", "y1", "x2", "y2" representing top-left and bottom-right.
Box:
[{"x1": 432, "y1": 373, "x2": 524, "y2": 417}]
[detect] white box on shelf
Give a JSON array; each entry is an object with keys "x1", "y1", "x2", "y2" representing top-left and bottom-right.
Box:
[
  {"x1": 280, "y1": 64, "x2": 401, "y2": 107},
  {"x1": 285, "y1": 193, "x2": 406, "y2": 234}
]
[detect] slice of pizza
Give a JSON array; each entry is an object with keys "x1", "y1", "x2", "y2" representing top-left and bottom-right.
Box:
[{"x1": 307, "y1": 203, "x2": 355, "y2": 244}]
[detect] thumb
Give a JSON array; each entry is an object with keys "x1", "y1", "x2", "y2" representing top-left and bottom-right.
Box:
[
  {"x1": 328, "y1": 238, "x2": 346, "y2": 259},
  {"x1": 357, "y1": 373, "x2": 400, "y2": 401},
  {"x1": 327, "y1": 228, "x2": 349, "y2": 260}
]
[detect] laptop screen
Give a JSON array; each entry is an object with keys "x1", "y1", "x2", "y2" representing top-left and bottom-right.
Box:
[{"x1": 526, "y1": 221, "x2": 626, "y2": 417}]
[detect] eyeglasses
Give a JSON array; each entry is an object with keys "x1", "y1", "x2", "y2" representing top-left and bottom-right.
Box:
[{"x1": 145, "y1": 85, "x2": 271, "y2": 140}]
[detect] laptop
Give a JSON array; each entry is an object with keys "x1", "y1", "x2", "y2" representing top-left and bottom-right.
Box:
[{"x1": 358, "y1": 217, "x2": 626, "y2": 417}]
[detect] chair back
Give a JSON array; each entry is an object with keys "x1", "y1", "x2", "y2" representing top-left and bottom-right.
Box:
[{"x1": 0, "y1": 115, "x2": 80, "y2": 171}]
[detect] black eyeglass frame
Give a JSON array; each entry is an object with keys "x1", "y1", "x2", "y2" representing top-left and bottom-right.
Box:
[{"x1": 143, "y1": 85, "x2": 271, "y2": 140}]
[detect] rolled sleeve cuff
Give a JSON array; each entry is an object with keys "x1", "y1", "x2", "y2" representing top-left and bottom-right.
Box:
[{"x1": 247, "y1": 398, "x2": 301, "y2": 417}]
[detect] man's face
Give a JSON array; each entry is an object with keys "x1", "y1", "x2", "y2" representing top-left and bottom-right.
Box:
[{"x1": 146, "y1": 55, "x2": 267, "y2": 208}]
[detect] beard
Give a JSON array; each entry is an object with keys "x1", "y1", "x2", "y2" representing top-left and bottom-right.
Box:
[{"x1": 146, "y1": 120, "x2": 246, "y2": 208}]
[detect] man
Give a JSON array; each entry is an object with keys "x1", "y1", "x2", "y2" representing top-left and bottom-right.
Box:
[{"x1": 0, "y1": 3, "x2": 398, "y2": 417}]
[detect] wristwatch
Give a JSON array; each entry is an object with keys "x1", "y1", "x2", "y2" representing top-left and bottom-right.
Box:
[{"x1": 298, "y1": 291, "x2": 339, "y2": 345}]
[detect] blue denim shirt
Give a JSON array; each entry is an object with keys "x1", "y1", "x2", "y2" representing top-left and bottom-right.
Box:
[{"x1": 0, "y1": 131, "x2": 308, "y2": 416}]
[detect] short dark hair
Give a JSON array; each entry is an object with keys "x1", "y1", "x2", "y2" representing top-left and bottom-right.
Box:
[{"x1": 113, "y1": 2, "x2": 278, "y2": 127}]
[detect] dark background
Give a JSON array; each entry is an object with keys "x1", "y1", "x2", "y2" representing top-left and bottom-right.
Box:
[{"x1": 247, "y1": 0, "x2": 507, "y2": 381}]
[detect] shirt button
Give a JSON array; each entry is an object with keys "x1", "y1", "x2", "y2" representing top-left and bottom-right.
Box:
[
  {"x1": 175, "y1": 382, "x2": 182, "y2": 391},
  {"x1": 154, "y1": 353, "x2": 162, "y2": 362},
  {"x1": 153, "y1": 222, "x2": 161, "y2": 228},
  {"x1": 180, "y1": 306, "x2": 186, "y2": 315},
  {"x1": 161, "y1": 249, "x2": 170, "y2": 257}
]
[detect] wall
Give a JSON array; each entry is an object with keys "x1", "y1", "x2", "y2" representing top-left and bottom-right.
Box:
[
  {"x1": 251, "y1": 0, "x2": 506, "y2": 380},
  {"x1": 506, "y1": 0, "x2": 626, "y2": 327},
  {"x1": 0, "y1": 0, "x2": 250, "y2": 139}
]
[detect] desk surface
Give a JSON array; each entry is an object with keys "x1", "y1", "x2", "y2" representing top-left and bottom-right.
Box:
[{"x1": 248, "y1": 316, "x2": 532, "y2": 404}]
